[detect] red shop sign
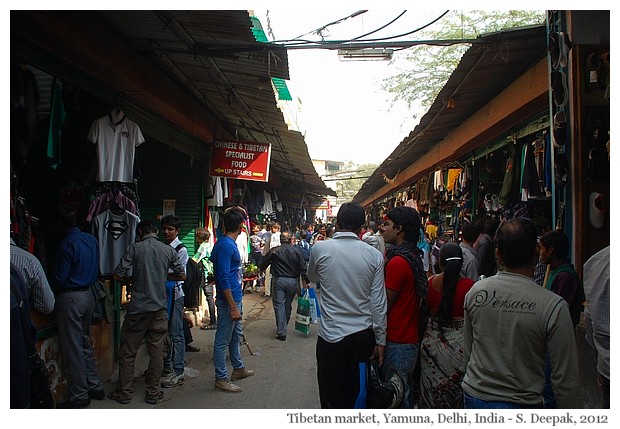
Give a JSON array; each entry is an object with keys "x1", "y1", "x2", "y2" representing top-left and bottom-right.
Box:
[{"x1": 209, "y1": 139, "x2": 271, "y2": 182}]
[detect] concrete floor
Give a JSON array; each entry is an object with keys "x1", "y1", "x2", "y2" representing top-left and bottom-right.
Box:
[
  {"x1": 89, "y1": 289, "x2": 320, "y2": 410},
  {"x1": 87, "y1": 288, "x2": 603, "y2": 411}
]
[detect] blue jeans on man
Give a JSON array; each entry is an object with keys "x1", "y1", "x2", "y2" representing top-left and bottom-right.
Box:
[
  {"x1": 163, "y1": 296, "x2": 185, "y2": 376},
  {"x1": 214, "y1": 300, "x2": 244, "y2": 380},
  {"x1": 384, "y1": 341, "x2": 419, "y2": 409}
]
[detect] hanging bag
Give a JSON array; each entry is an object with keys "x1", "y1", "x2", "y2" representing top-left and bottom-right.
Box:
[{"x1": 295, "y1": 288, "x2": 311, "y2": 335}]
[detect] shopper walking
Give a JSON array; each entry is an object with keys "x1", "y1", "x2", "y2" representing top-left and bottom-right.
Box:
[
  {"x1": 307, "y1": 202, "x2": 387, "y2": 409},
  {"x1": 260, "y1": 231, "x2": 309, "y2": 341}
]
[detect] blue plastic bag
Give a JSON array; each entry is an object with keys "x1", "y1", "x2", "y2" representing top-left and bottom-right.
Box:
[
  {"x1": 307, "y1": 286, "x2": 320, "y2": 323},
  {"x1": 166, "y1": 280, "x2": 175, "y2": 318}
]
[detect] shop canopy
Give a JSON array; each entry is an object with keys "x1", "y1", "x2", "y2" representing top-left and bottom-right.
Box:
[
  {"x1": 11, "y1": 10, "x2": 335, "y2": 198},
  {"x1": 352, "y1": 25, "x2": 548, "y2": 206}
]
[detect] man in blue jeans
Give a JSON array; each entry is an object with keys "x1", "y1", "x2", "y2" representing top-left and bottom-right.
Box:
[
  {"x1": 380, "y1": 206, "x2": 428, "y2": 408},
  {"x1": 210, "y1": 206, "x2": 255, "y2": 392},
  {"x1": 161, "y1": 215, "x2": 188, "y2": 388}
]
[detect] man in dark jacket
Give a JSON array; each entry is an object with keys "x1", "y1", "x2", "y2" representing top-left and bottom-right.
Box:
[
  {"x1": 260, "y1": 231, "x2": 309, "y2": 341},
  {"x1": 51, "y1": 205, "x2": 104, "y2": 408}
]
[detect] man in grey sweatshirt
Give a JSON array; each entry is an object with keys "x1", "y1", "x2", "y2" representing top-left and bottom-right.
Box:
[{"x1": 462, "y1": 217, "x2": 583, "y2": 409}]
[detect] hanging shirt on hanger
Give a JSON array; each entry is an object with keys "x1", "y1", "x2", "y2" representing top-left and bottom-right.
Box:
[
  {"x1": 87, "y1": 110, "x2": 145, "y2": 183},
  {"x1": 207, "y1": 177, "x2": 224, "y2": 207},
  {"x1": 86, "y1": 189, "x2": 137, "y2": 222},
  {"x1": 434, "y1": 170, "x2": 445, "y2": 191},
  {"x1": 446, "y1": 168, "x2": 463, "y2": 192},
  {"x1": 93, "y1": 207, "x2": 140, "y2": 275}
]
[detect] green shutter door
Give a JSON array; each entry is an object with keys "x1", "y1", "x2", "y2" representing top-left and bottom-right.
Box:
[{"x1": 136, "y1": 140, "x2": 202, "y2": 255}]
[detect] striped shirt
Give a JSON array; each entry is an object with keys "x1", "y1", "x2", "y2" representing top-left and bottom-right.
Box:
[{"x1": 10, "y1": 238, "x2": 55, "y2": 314}]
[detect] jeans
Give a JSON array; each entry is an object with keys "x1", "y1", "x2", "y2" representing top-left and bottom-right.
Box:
[
  {"x1": 203, "y1": 283, "x2": 216, "y2": 325},
  {"x1": 272, "y1": 276, "x2": 299, "y2": 336},
  {"x1": 384, "y1": 341, "x2": 419, "y2": 409},
  {"x1": 463, "y1": 391, "x2": 542, "y2": 408},
  {"x1": 163, "y1": 296, "x2": 185, "y2": 376},
  {"x1": 213, "y1": 300, "x2": 244, "y2": 380}
]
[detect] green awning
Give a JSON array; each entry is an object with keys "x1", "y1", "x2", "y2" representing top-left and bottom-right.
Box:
[{"x1": 251, "y1": 16, "x2": 292, "y2": 101}]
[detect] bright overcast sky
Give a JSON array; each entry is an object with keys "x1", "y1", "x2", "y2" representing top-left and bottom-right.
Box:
[{"x1": 252, "y1": 9, "x2": 442, "y2": 165}]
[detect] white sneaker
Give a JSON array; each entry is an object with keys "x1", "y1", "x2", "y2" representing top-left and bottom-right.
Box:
[{"x1": 161, "y1": 372, "x2": 185, "y2": 388}]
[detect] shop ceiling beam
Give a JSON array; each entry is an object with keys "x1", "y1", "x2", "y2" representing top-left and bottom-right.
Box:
[
  {"x1": 155, "y1": 11, "x2": 268, "y2": 134},
  {"x1": 11, "y1": 11, "x2": 224, "y2": 151},
  {"x1": 360, "y1": 57, "x2": 549, "y2": 207}
]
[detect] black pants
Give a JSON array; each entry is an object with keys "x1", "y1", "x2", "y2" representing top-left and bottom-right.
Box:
[
  {"x1": 183, "y1": 317, "x2": 193, "y2": 345},
  {"x1": 316, "y1": 328, "x2": 375, "y2": 408}
]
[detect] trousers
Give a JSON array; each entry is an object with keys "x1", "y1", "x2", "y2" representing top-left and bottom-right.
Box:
[{"x1": 117, "y1": 310, "x2": 168, "y2": 400}]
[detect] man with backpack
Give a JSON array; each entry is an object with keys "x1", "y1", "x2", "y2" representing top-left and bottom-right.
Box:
[
  {"x1": 161, "y1": 215, "x2": 189, "y2": 388},
  {"x1": 109, "y1": 219, "x2": 185, "y2": 405}
]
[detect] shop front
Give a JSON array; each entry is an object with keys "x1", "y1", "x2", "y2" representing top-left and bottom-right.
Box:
[
  {"x1": 11, "y1": 10, "x2": 333, "y2": 404},
  {"x1": 355, "y1": 11, "x2": 610, "y2": 274},
  {"x1": 354, "y1": 12, "x2": 609, "y2": 408}
]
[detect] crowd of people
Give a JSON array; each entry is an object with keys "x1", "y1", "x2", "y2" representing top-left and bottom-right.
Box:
[
  {"x1": 239, "y1": 203, "x2": 607, "y2": 410},
  {"x1": 10, "y1": 202, "x2": 609, "y2": 410}
]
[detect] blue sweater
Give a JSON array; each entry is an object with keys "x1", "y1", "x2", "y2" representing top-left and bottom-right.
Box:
[{"x1": 210, "y1": 235, "x2": 243, "y2": 303}]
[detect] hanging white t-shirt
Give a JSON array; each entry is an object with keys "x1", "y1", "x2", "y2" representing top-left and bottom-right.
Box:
[
  {"x1": 88, "y1": 112, "x2": 145, "y2": 182},
  {"x1": 236, "y1": 230, "x2": 249, "y2": 264},
  {"x1": 93, "y1": 208, "x2": 140, "y2": 275}
]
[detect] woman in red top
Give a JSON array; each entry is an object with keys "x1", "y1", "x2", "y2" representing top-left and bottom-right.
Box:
[{"x1": 419, "y1": 242, "x2": 475, "y2": 408}]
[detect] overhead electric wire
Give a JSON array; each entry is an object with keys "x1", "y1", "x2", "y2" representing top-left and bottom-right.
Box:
[
  {"x1": 349, "y1": 11, "x2": 407, "y2": 41},
  {"x1": 269, "y1": 10, "x2": 450, "y2": 49},
  {"x1": 288, "y1": 10, "x2": 368, "y2": 41}
]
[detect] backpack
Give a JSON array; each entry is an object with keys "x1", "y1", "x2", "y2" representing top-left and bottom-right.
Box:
[
  {"x1": 296, "y1": 242, "x2": 310, "y2": 263},
  {"x1": 174, "y1": 243, "x2": 205, "y2": 308}
]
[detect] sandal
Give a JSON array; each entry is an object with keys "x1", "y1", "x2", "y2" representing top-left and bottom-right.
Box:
[{"x1": 200, "y1": 324, "x2": 216, "y2": 330}]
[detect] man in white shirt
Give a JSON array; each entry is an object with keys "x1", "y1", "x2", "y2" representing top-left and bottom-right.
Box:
[
  {"x1": 161, "y1": 215, "x2": 188, "y2": 389},
  {"x1": 263, "y1": 222, "x2": 281, "y2": 297},
  {"x1": 307, "y1": 203, "x2": 387, "y2": 408}
]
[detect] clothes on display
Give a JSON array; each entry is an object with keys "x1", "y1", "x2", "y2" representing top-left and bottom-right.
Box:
[
  {"x1": 87, "y1": 188, "x2": 138, "y2": 222},
  {"x1": 87, "y1": 109, "x2": 145, "y2": 183},
  {"x1": 92, "y1": 207, "x2": 140, "y2": 276}
]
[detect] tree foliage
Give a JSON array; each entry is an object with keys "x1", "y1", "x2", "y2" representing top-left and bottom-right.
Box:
[
  {"x1": 381, "y1": 10, "x2": 545, "y2": 117},
  {"x1": 335, "y1": 161, "x2": 378, "y2": 202}
]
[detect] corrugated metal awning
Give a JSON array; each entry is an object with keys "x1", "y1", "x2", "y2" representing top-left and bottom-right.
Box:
[
  {"x1": 11, "y1": 10, "x2": 334, "y2": 197},
  {"x1": 352, "y1": 25, "x2": 547, "y2": 205}
]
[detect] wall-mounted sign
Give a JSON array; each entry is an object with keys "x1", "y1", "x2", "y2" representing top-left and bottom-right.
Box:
[
  {"x1": 163, "y1": 199, "x2": 176, "y2": 216},
  {"x1": 279, "y1": 189, "x2": 304, "y2": 208},
  {"x1": 209, "y1": 139, "x2": 271, "y2": 182},
  {"x1": 309, "y1": 199, "x2": 330, "y2": 211}
]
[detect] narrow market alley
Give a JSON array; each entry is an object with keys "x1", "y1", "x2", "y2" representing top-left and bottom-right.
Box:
[{"x1": 90, "y1": 290, "x2": 320, "y2": 410}]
